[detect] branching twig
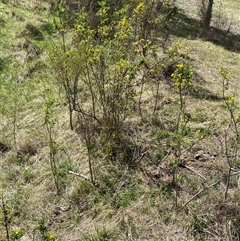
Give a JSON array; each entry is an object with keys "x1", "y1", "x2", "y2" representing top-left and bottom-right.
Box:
[
  {"x1": 183, "y1": 169, "x2": 240, "y2": 208},
  {"x1": 183, "y1": 179, "x2": 221, "y2": 207}
]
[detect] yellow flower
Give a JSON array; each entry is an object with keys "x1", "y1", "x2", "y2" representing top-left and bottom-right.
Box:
[
  {"x1": 176, "y1": 63, "x2": 184, "y2": 68},
  {"x1": 220, "y1": 67, "x2": 231, "y2": 79},
  {"x1": 228, "y1": 96, "x2": 235, "y2": 105},
  {"x1": 49, "y1": 233, "x2": 55, "y2": 240},
  {"x1": 134, "y1": 2, "x2": 145, "y2": 14}
]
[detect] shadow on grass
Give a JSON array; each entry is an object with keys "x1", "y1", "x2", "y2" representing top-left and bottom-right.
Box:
[
  {"x1": 170, "y1": 12, "x2": 240, "y2": 53},
  {"x1": 188, "y1": 71, "x2": 223, "y2": 101},
  {"x1": 162, "y1": 71, "x2": 223, "y2": 102},
  {"x1": 189, "y1": 85, "x2": 223, "y2": 101}
]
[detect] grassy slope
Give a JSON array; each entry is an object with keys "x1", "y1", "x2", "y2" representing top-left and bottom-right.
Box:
[{"x1": 0, "y1": 0, "x2": 240, "y2": 240}]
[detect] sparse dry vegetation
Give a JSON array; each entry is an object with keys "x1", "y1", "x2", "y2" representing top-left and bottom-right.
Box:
[{"x1": 1, "y1": 0, "x2": 240, "y2": 240}]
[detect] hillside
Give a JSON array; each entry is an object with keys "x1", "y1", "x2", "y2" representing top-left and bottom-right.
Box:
[{"x1": 1, "y1": 0, "x2": 240, "y2": 240}]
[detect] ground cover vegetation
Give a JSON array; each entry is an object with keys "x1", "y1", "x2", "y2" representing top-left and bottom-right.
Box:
[{"x1": 0, "y1": 0, "x2": 240, "y2": 240}]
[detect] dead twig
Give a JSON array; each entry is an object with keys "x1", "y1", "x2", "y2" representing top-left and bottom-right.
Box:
[
  {"x1": 113, "y1": 166, "x2": 129, "y2": 199},
  {"x1": 68, "y1": 171, "x2": 89, "y2": 180},
  {"x1": 184, "y1": 169, "x2": 240, "y2": 207},
  {"x1": 136, "y1": 151, "x2": 148, "y2": 163},
  {"x1": 183, "y1": 179, "x2": 221, "y2": 207},
  {"x1": 180, "y1": 163, "x2": 206, "y2": 180}
]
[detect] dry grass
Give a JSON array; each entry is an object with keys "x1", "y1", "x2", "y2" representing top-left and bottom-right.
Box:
[{"x1": 1, "y1": 0, "x2": 240, "y2": 240}]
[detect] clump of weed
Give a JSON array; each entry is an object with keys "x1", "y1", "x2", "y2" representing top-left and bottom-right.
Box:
[
  {"x1": 0, "y1": 194, "x2": 25, "y2": 241},
  {"x1": 36, "y1": 219, "x2": 58, "y2": 241},
  {"x1": 16, "y1": 141, "x2": 38, "y2": 162},
  {"x1": 82, "y1": 226, "x2": 119, "y2": 241},
  {"x1": 0, "y1": 141, "x2": 11, "y2": 153},
  {"x1": 0, "y1": 56, "x2": 9, "y2": 72},
  {"x1": 40, "y1": 22, "x2": 55, "y2": 35},
  {"x1": 69, "y1": 180, "x2": 98, "y2": 211}
]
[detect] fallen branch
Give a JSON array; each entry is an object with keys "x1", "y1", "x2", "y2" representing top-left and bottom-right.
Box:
[
  {"x1": 183, "y1": 168, "x2": 240, "y2": 207},
  {"x1": 68, "y1": 171, "x2": 89, "y2": 180},
  {"x1": 180, "y1": 163, "x2": 206, "y2": 180},
  {"x1": 183, "y1": 179, "x2": 221, "y2": 207},
  {"x1": 113, "y1": 166, "x2": 129, "y2": 199},
  {"x1": 136, "y1": 151, "x2": 148, "y2": 163},
  {"x1": 231, "y1": 170, "x2": 240, "y2": 176}
]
